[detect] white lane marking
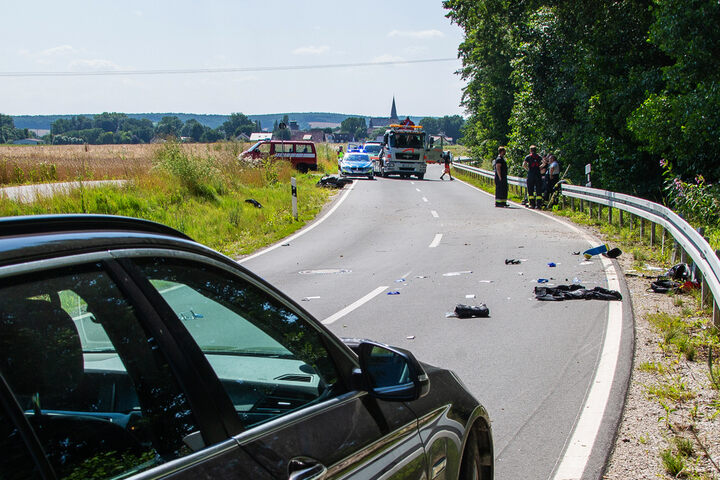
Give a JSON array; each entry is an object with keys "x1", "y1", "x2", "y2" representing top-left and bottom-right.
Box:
[
  {"x1": 551, "y1": 255, "x2": 622, "y2": 480},
  {"x1": 429, "y1": 234, "x2": 442, "y2": 248},
  {"x1": 431, "y1": 210, "x2": 439, "y2": 218},
  {"x1": 238, "y1": 184, "x2": 355, "y2": 264},
  {"x1": 416, "y1": 188, "x2": 421, "y2": 192},
  {"x1": 457, "y1": 178, "x2": 626, "y2": 479},
  {"x1": 322, "y1": 286, "x2": 388, "y2": 325},
  {"x1": 422, "y1": 197, "x2": 428, "y2": 203}
]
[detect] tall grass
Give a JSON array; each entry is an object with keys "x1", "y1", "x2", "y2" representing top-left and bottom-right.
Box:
[{"x1": 0, "y1": 141, "x2": 331, "y2": 256}]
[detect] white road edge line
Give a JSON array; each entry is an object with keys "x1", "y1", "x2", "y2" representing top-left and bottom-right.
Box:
[
  {"x1": 322, "y1": 286, "x2": 389, "y2": 325},
  {"x1": 457, "y1": 178, "x2": 624, "y2": 480},
  {"x1": 238, "y1": 183, "x2": 355, "y2": 264},
  {"x1": 431, "y1": 210, "x2": 439, "y2": 218},
  {"x1": 429, "y1": 234, "x2": 442, "y2": 248}
]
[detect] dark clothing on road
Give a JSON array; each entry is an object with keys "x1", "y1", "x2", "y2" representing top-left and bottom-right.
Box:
[
  {"x1": 525, "y1": 153, "x2": 543, "y2": 208},
  {"x1": 493, "y1": 155, "x2": 508, "y2": 207}
]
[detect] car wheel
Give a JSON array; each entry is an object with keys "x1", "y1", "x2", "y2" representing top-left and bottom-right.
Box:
[
  {"x1": 417, "y1": 174, "x2": 424, "y2": 180},
  {"x1": 368, "y1": 174, "x2": 374, "y2": 180},
  {"x1": 460, "y1": 429, "x2": 490, "y2": 480}
]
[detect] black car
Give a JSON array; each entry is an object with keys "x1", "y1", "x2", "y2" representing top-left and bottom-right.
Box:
[{"x1": 0, "y1": 215, "x2": 493, "y2": 480}]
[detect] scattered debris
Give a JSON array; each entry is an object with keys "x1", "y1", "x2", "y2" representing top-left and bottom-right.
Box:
[
  {"x1": 667, "y1": 263, "x2": 691, "y2": 280},
  {"x1": 245, "y1": 198, "x2": 263, "y2": 208},
  {"x1": 415, "y1": 275, "x2": 428, "y2": 279},
  {"x1": 547, "y1": 262, "x2": 557, "y2": 267},
  {"x1": 465, "y1": 294, "x2": 476, "y2": 299},
  {"x1": 505, "y1": 259, "x2": 521, "y2": 265},
  {"x1": 649, "y1": 278, "x2": 699, "y2": 294},
  {"x1": 395, "y1": 278, "x2": 406, "y2": 283},
  {"x1": 281, "y1": 243, "x2": 290, "y2": 246},
  {"x1": 535, "y1": 284, "x2": 622, "y2": 301},
  {"x1": 478, "y1": 280, "x2": 493, "y2": 283},
  {"x1": 454, "y1": 304, "x2": 490, "y2": 318},
  {"x1": 572, "y1": 251, "x2": 581, "y2": 256},
  {"x1": 316, "y1": 175, "x2": 353, "y2": 189},
  {"x1": 406, "y1": 335, "x2": 416, "y2": 340},
  {"x1": 537, "y1": 278, "x2": 549, "y2": 283},
  {"x1": 603, "y1": 247, "x2": 622, "y2": 258},
  {"x1": 583, "y1": 244, "x2": 608, "y2": 259},
  {"x1": 443, "y1": 270, "x2": 473, "y2": 276},
  {"x1": 387, "y1": 291, "x2": 400, "y2": 295},
  {"x1": 644, "y1": 264, "x2": 664, "y2": 271},
  {"x1": 301, "y1": 296, "x2": 321, "y2": 301},
  {"x1": 579, "y1": 261, "x2": 594, "y2": 265}
]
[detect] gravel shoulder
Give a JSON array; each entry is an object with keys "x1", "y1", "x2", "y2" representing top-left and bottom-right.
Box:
[{"x1": 578, "y1": 228, "x2": 720, "y2": 479}]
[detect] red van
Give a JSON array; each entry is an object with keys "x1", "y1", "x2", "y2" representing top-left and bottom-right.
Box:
[{"x1": 240, "y1": 140, "x2": 317, "y2": 172}]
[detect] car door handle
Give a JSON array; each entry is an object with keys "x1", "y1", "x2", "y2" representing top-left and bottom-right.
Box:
[{"x1": 288, "y1": 457, "x2": 327, "y2": 480}]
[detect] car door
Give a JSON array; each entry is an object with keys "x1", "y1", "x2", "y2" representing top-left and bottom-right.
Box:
[
  {"x1": 124, "y1": 252, "x2": 429, "y2": 479},
  {"x1": 0, "y1": 259, "x2": 273, "y2": 480}
]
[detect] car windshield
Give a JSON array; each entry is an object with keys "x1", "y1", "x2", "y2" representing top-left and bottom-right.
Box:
[
  {"x1": 345, "y1": 154, "x2": 369, "y2": 162},
  {"x1": 363, "y1": 144, "x2": 381, "y2": 154}
]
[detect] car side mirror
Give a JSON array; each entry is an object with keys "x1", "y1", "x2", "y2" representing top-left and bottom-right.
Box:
[{"x1": 356, "y1": 341, "x2": 429, "y2": 401}]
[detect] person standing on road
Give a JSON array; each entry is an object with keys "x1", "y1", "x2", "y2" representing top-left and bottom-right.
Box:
[
  {"x1": 522, "y1": 145, "x2": 543, "y2": 208},
  {"x1": 440, "y1": 151, "x2": 454, "y2": 180},
  {"x1": 493, "y1": 146, "x2": 508, "y2": 207}
]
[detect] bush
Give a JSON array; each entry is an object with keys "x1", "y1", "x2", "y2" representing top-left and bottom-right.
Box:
[{"x1": 153, "y1": 142, "x2": 226, "y2": 199}]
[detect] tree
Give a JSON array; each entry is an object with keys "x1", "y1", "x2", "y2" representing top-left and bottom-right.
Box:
[
  {"x1": 94, "y1": 112, "x2": 128, "y2": 133},
  {"x1": 181, "y1": 119, "x2": 205, "y2": 142},
  {"x1": 156, "y1": 116, "x2": 184, "y2": 138},
  {"x1": 221, "y1": 113, "x2": 256, "y2": 138},
  {"x1": 0, "y1": 114, "x2": 29, "y2": 143},
  {"x1": 340, "y1": 117, "x2": 367, "y2": 141}
]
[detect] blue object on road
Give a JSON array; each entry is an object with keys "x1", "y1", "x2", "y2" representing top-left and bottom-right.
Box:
[
  {"x1": 583, "y1": 244, "x2": 608, "y2": 259},
  {"x1": 548, "y1": 262, "x2": 556, "y2": 267},
  {"x1": 537, "y1": 278, "x2": 549, "y2": 283},
  {"x1": 387, "y1": 291, "x2": 400, "y2": 295}
]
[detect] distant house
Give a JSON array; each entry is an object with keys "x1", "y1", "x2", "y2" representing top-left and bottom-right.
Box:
[
  {"x1": 12, "y1": 138, "x2": 43, "y2": 145},
  {"x1": 308, "y1": 122, "x2": 341, "y2": 130},
  {"x1": 249, "y1": 132, "x2": 272, "y2": 141}
]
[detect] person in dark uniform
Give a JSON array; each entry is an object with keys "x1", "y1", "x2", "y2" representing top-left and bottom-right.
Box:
[
  {"x1": 522, "y1": 145, "x2": 543, "y2": 208},
  {"x1": 493, "y1": 146, "x2": 508, "y2": 207}
]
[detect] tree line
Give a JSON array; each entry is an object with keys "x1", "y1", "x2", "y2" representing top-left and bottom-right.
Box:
[
  {"x1": 444, "y1": 0, "x2": 720, "y2": 199},
  {"x1": 0, "y1": 114, "x2": 30, "y2": 144},
  {"x1": 45, "y1": 112, "x2": 261, "y2": 145}
]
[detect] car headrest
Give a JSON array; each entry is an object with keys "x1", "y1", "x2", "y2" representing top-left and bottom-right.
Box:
[{"x1": 0, "y1": 299, "x2": 83, "y2": 399}]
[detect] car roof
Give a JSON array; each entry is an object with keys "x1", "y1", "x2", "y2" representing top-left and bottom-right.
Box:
[{"x1": 0, "y1": 214, "x2": 203, "y2": 267}]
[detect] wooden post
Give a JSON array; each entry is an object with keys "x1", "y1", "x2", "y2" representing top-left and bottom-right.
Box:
[
  {"x1": 661, "y1": 227, "x2": 666, "y2": 256},
  {"x1": 608, "y1": 206, "x2": 613, "y2": 225},
  {"x1": 571, "y1": 197, "x2": 575, "y2": 212},
  {"x1": 619, "y1": 210, "x2": 624, "y2": 228},
  {"x1": 580, "y1": 199, "x2": 584, "y2": 214},
  {"x1": 598, "y1": 204, "x2": 602, "y2": 221}
]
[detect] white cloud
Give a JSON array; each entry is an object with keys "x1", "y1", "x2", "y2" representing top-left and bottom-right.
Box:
[
  {"x1": 387, "y1": 29, "x2": 444, "y2": 39},
  {"x1": 292, "y1": 45, "x2": 330, "y2": 55},
  {"x1": 39, "y1": 45, "x2": 77, "y2": 57},
  {"x1": 69, "y1": 59, "x2": 121, "y2": 71}
]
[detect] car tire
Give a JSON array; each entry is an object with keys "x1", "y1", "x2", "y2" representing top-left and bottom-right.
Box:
[
  {"x1": 417, "y1": 174, "x2": 424, "y2": 180},
  {"x1": 459, "y1": 429, "x2": 491, "y2": 480}
]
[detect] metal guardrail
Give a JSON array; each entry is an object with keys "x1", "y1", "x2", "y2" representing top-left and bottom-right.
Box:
[{"x1": 452, "y1": 160, "x2": 720, "y2": 323}]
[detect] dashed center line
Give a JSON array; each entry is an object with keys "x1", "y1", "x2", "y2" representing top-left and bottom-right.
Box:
[
  {"x1": 431, "y1": 210, "x2": 439, "y2": 218},
  {"x1": 429, "y1": 234, "x2": 442, "y2": 248}
]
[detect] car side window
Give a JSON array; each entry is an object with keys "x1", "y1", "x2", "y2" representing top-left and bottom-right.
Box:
[
  {"x1": 132, "y1": 257, "x2": 342, "y2": 428},
  {"x1": 0, "y1": 264, "x2": 199, "y2": 480},
  {"x1": 0, "y1": 402, "x2": 42, "y2": 480}
]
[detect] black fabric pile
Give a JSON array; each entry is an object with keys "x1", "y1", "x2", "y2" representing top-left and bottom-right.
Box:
[
  {"x1": 316, "y1": 175, "x2": 353, "y2": 189},
  {"x1": 535, "y1": 284, "x2": 622, "y2": 301},
  {"x1": 454, "y1": 304, "x2": 490, "y2": 318}
]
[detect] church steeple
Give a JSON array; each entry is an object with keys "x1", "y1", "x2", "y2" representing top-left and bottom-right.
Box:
[{"x1": 390, "y1": 97, "x2": 398, "y2": 121}]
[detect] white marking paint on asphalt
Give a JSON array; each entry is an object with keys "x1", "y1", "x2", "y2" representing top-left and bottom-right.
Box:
[
  {"x1": 239, "y1": 183, "x2": 355, "y2": 263},
  {"x1": 431, "y1": 210, "x2": 439, "y2": 218},
  {"x1": 457, "y1": 178, "x2": 626, "y2": 479},
  {"x1": 422, "y1": 197, "x2": 428, "y2": 203},
  {"x1": 429, "y1": 234, "x2": 442, "y2": 248},
  {"x1": 416, "y1": 188, "x2": 421, "y2": 192},
  {"x1": 322, "y1": 286, "x2": 388, "y2": 325}
]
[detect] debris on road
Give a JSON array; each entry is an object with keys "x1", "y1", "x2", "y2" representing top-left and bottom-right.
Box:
[
  {"x1": 465, "y1": 294, "x2": 476, "y2": 299},
  {"x1": 583, "y1": 244, "x2": 608, "y2": 259},
  {"x1": 534, "y1": 284, "x2": 622, "y2": 301},
  {"x1": 316, "y1": 175, "x2": 353, "y2": 189},
  {"x1": 454, "y1": 304, "x2": 490, "y2": 318},
  {"x1": 603, "y1": 247, "x2": 622, "y2": 258},
  {"x1": 443, "y1": 270, "x2": 473, "y2": 276},
  {"x1": 547, "y1": 262, "x2": 557, "y2": 267},
  {"x1": 387, "y1": 291, "x2": 400, "y2": 295},
  {"x1": 505, "y1": 259, "x2": 521, "y2": 265},
  {"x1": 301, "y1": 296, "x2": 321, "y2": 301},
  {"x1": 406, "y1": 335, "x2": 416, "y2": 340}
]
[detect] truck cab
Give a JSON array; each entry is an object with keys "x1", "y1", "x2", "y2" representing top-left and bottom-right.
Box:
[{"x1": 376, "y1": 125, "x2": 429, "y2": 180}]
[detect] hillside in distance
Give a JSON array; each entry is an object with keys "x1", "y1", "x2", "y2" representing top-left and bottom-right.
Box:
[{"x1": 12, "y1": 112, "x2": 424, "y2": 132}]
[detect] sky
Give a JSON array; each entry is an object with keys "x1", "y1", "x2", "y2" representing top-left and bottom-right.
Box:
[{"x1": 1, "y1": 1, "x2": 468, "y2": 118}]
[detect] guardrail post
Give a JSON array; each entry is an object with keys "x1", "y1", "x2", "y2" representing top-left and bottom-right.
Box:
[
  {"x1": 640, "y1": 218, "x2": 646, "y2": 243},
  {"x1": 597, "y1": 204, "x2": 602, "y2": 221},
  {"x1": 619, "y1": 210, "x2": 624, "y2": 228},
  {"x1": 571, "y1": 197, "x2": 575, "y2": 212},
  {"x1": 715, "y1": 250, "x2": 720, "y2": 327},
  {"x1": 608, "y1": 206, "x2": 613, "y2": 225},
  {"x1": 661, "y1": 227, "x2": 666, "y2": 256},
  {"x1": 650, "y1": 223, "x2": 656, "y2": 247},
  {"x1": 580, "y1": 199, "x2": 584, "y2": 214}
]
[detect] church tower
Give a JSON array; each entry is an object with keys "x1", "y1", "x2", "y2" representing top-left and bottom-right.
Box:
[{"x1": 390, "y1": 97, "x2": 398, "y2": 122}]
